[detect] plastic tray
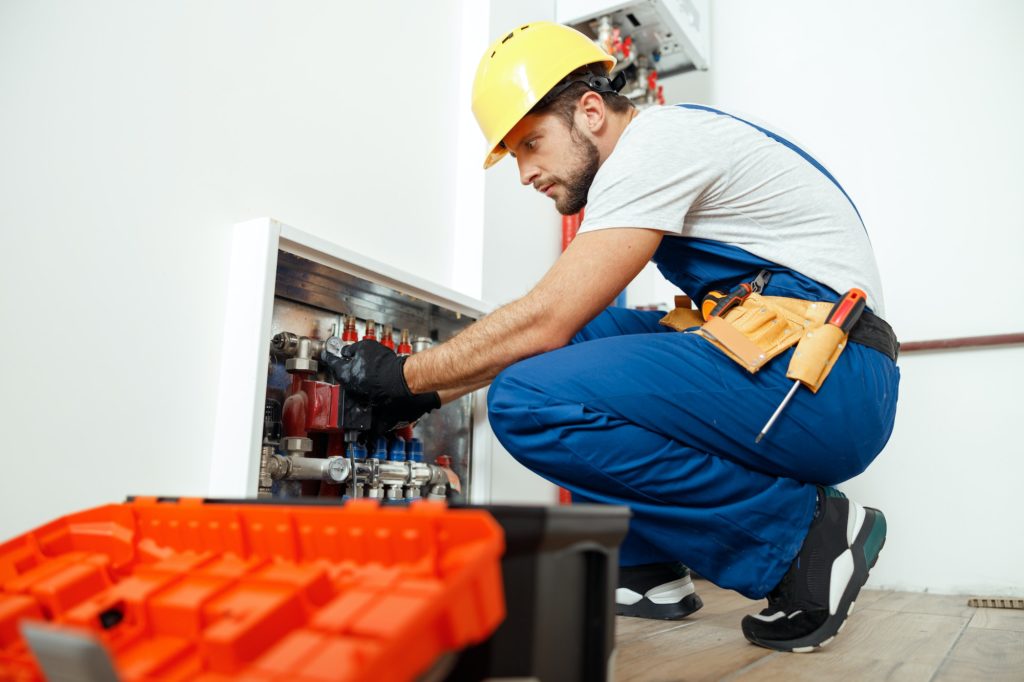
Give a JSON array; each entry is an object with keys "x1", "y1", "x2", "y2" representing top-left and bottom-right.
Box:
[{"x1": 0, "y1": 498, "x2": 505, "y2": 681}]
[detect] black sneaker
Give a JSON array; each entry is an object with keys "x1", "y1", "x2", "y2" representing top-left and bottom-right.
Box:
[
  {"x1": 741, "y1": 487, "x2": 887, "y2": 652},
  {"x1": 616, "y1": 561, "x2": 704, "y2": 619}
]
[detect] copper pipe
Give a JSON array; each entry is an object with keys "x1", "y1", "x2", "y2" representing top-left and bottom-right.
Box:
[{"x1": 900, "y1": 333, "x2": 1024, "y2": 353}]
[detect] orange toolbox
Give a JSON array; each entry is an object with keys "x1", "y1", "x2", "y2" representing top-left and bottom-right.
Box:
[{"x1": 0, "y1": 498, "x2": 506, "y2": 682}]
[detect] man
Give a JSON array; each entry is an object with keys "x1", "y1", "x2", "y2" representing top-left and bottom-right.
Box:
[{"x1": 325, "y1": 21, "x2": 899, "y2": 653}]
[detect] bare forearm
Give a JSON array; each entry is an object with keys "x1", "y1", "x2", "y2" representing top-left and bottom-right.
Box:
[
  {"x1": 437, "y1": 380, "x2": 491, "y2": 405},
  {"x1": 405, "y1": 294, "x2": 562, "y2": 394},
  {"x1": 404, "y1": 229, "x2": 664, "y2": 394}
]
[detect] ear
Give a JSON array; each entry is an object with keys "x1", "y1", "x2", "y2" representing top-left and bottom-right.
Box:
[{"x1": 577, "y1": 90, "x2": 607, "y2": 134}]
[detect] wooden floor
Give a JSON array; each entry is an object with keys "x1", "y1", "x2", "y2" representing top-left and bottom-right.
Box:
[{"x1": 613, "y1": 579, "x2": 1024, "y2": 681}]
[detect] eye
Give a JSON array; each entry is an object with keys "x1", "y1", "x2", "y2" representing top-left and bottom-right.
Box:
[{"x1": 525, "y1": 138, "x2": 538, "y2": 151}]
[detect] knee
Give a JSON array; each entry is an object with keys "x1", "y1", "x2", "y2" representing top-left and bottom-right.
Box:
[
  {"x1": 486, "y1": 363, "x2": 536, "y2": 456},
  {"x1": 488, "y1": 360, "x2": 573, "y2": 476}
]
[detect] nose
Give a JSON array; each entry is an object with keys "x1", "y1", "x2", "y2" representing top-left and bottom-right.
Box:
[{"x1": 518, "y1": 158, "x2": 540, "y2": 187}]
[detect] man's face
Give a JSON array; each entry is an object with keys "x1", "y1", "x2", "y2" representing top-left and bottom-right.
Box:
[{"x1": 504, "y1": 112, "x2": 600, "y2": 216}]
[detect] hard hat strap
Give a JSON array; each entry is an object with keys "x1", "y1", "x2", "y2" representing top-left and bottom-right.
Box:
[{"x1": 535, "y1": 69, "x2": 627, "y2": 110}]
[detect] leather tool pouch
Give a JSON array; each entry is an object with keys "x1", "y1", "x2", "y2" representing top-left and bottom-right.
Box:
[{"x1": 659, "y1": 292, "x2": 848, "y2": 393}]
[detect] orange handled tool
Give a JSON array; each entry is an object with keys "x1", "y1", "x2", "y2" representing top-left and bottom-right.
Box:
[
  {"x1": 755, "y1": 288, "x2": 867, "y2": 443},
  {"x1": 701, "y1": 270, "x2": 772, "y2": 321},
  {"x1": 822, "y1": 288, "x2": 867, "y2": 335}
]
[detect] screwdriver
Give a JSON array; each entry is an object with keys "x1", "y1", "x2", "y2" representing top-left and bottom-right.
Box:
[{"x1": 755, "y1": 288, "x2": 868, "y2": 443}]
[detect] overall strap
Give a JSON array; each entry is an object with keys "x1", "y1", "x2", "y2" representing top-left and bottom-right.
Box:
[{"x1": 676, "y1": 103, "x2": 865, "y2": 229}]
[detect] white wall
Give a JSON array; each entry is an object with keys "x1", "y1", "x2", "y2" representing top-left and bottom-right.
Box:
[
  {"x1": 637, "y1": 1, "x2": 1024, "y2": 594},
  {"x1": 842, "y1": 347, "x2": 1024, "y2": 596},
  {"x1": 0, "y1": 1, "x2": 485, "y2": 539}
]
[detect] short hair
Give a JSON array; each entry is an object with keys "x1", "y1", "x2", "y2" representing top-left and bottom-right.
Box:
[{"x1": 528, "y1": 62, "x2": 635, "y2": 130}]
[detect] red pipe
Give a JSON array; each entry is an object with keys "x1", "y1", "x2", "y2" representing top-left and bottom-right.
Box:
[
  {"x1": 900, "y1": 332, "x2": 1024, "y2": 353},
  {"x1": 561, "y1": 208, "x2": 584, "y2": 251},
  {"x1": 283, "y1": 371, "x2": 351, "y2": 497},
  {"x1": 558, "y1": 209, "x2": 585, "y2": 505},
  {"x1": 282, "y1": 374, "x2": 308, "y2": 442}
]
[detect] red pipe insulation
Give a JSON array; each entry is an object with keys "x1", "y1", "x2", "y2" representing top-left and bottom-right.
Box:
[
  {"x1": 558, "y1": 209, "x2": 585, "y2": 505},
  {"x1": 900, "y1": 332, "x2": 1024, "y2": 353}
]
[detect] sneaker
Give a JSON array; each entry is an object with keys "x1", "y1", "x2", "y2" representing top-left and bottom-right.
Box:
[
  {"x1": 616, "y1": 562, "x2": 704, "y2": 619},
  {"x1": 741, "y1": 487, "x2": 887, "y2": 652}
]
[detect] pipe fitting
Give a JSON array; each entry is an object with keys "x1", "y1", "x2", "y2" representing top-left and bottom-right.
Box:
[
  {"x1": 282, "y1": 436, "x2": 313, "y2": 456},
  {"x1": 275, "y1": 334, "x2": 324, "y2": 374},
  {"x1": 285, "y1": 357, "x2": 318, "y2": 373},
  {"x1": 266, "y1": 454, "x2": 290, "y2": 480},
  {"x1": 269, "y1": 454, "x2": 351, "y2": 483},
  {"x1": 271, "y1": 331, "x2": 300, "y2": 357}
]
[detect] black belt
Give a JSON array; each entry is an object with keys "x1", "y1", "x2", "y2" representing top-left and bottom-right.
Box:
[{"x1": 849, "y1": 310, "x2": 899, "y2": 362}]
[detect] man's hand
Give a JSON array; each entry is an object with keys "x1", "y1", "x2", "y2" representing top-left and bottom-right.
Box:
[
  {"x1": 321, "y1": 340, "x2": 442, "y2": 438},
  {"x1": 366, "y1": 392, "x2": 442, "y2": 441},
  {"x1": 321, "y1": 339, "x2": 416, "y2": 403}
]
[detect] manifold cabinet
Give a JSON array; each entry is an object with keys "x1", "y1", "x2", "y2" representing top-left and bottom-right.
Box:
[{"x1": 210, "y1": 219, "x2": 495, "y2": 505}]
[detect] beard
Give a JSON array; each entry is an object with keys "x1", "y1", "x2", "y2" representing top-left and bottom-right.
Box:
[{"x1": 552, "y1": 126, "x2": 601, "y2": 215}]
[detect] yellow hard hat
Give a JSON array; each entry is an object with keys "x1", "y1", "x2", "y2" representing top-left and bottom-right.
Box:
[{"x1": 472, "y1": 21, "x2": 616, "y2": 169}]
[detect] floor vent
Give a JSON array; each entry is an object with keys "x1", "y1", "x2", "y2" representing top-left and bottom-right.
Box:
[{"x1": 967, "y1": 597, "x2": 1024, "y2": 609}]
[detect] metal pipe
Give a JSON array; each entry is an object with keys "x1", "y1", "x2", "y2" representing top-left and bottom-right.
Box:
[
  {"x1": 268, "y1": 455, "x2": 350, "y2": 483},
  {"x1": 381, "y1": 459, "x2": 407, "y2": 500},
  {"x1": 267, "y1": 454, "x2": 452, "y2": 499},
  {"x1": 377, "y1": 461, "x2": 410, "y2": 487}
]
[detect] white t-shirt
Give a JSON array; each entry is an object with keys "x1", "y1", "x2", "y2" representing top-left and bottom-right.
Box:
[{"x1": 579, "y1": 105, "x2": 885, "y2": 316}]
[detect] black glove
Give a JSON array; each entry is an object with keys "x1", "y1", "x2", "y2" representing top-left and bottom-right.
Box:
[
  {"x1": 321, "y1": 339, "x2": 415, "y2": 404},
  {"x1": 321, "y1": 340, "x2": 441, "y2": 439},
  {"x1": 366, "y1": 392, "x2": 442, "y2": 442}
]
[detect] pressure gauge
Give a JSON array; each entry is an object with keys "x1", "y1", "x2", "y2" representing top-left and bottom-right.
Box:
[{"x1": 324, "y1": 336, "x2": 345, "y2": 358}]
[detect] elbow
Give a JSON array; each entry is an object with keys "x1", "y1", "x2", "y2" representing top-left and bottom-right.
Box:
[
  {"x1": 515, "y1": 290, "x2": 582, "y2": 356},
  {"x1": 523, "y1": 318, "x2": 577, "y2": 355}
]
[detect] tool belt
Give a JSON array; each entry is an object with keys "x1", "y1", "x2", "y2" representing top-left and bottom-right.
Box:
[{"x1": 659, "y1": 292, "x2": 899, "y2": 393}]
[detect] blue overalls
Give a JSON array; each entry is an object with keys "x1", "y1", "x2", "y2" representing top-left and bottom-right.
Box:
[{"x1": 486, "y1": 107, "x2": 900, "y2": 600}]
